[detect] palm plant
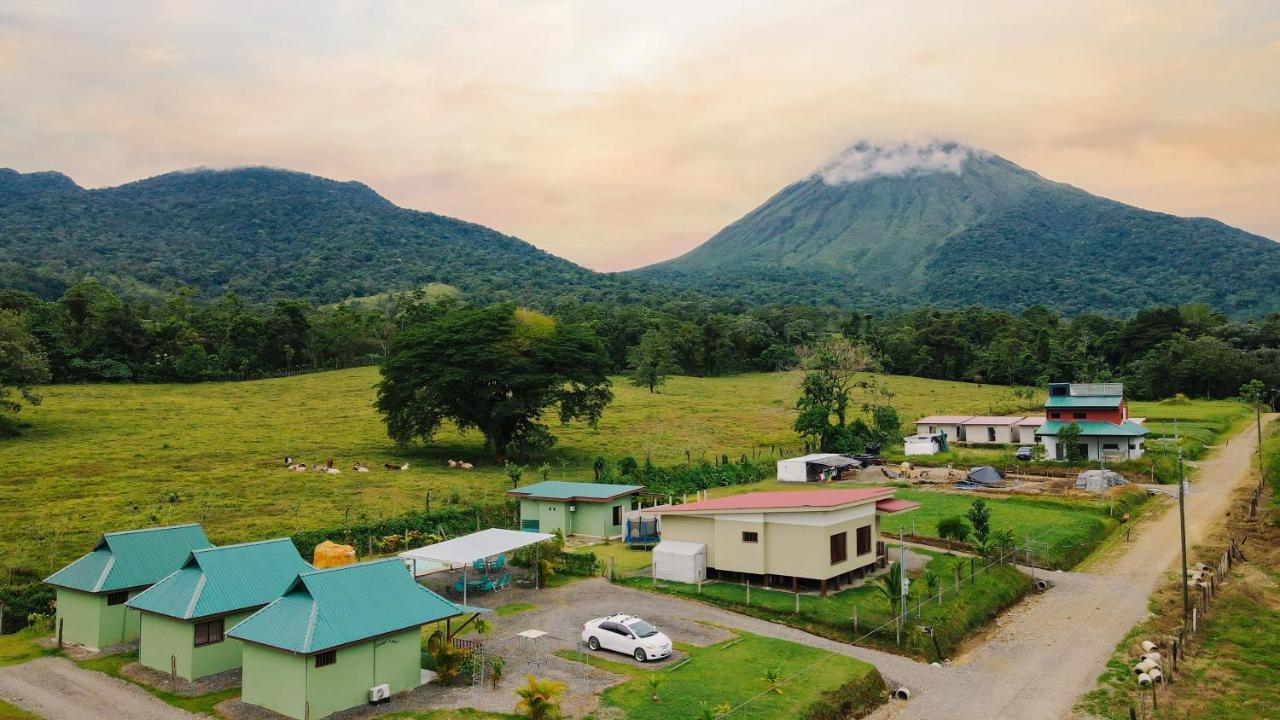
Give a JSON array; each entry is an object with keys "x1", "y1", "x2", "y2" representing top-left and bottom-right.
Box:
[
  {"x1": 990, "y1": 529, "x2": 1016, "y2": 563},
  {"x1": 488, "y1": 656, "x2": 505, "y2": 690},
  {"x1": 646, "y1": 673, "x2": 665, "y2": 703},
  {"x1": 923, "y1": 569, "x2": 941, "y2": 609},
  {"x1": 426, "y1": 631, "x2": 466, "y2": 685},
  {"x1": 514, "y1": 674, "x2": 568, "y2": 720},
  {"x1": 763, "y1": 666, "x2": 784, "y2": 694},
  {"x1": 875, "y1": 561, "x2": 904, "y2": 618}
]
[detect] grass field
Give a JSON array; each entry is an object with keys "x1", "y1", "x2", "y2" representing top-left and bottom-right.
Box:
[
  {"x1": 0, "y1": 698, "x2": 39, "y2": 720},
  {"x1": 560, "y1": 630, "x2": 883, "y2": 719},
  {"x1": 0, "y1": 628, "x2": 47, "y2": 668},
  {"x1": 623, "y1": 548, "x2": 1031, "y2": 659},
  {"x1": 0, "y1": 368, "x2": 1030, "y2": 575}
]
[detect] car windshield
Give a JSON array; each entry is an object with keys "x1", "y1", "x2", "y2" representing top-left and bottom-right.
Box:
[{"x1": 626, "y1": 619, "x2": 659, "y2": 638}]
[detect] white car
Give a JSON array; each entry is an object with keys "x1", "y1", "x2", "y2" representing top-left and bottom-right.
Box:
[{"x1": 581, "y1": 613, "x2": 673, "y2": 662}]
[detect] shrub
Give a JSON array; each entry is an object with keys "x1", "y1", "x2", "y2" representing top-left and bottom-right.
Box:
[
  {"x1": 936, "y1": 516, "x2": 971, "y2": 542},
  {"x1": 799, "y1": 667, "x2": 887, "y2": 720}
]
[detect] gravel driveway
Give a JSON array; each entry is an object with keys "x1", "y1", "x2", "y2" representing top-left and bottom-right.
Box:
[{"x1": 0, "y1": 656, "x2": 203, "y2": 720}]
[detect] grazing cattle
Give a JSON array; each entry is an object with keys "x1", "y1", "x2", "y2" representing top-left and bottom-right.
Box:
[
  {"x1": 326, "y1": 459, "x2": 335, "y2": 469},
  {"x1": 459, "y1": 462, "x2": 474, "y2": 470},
  {"x1": 448, "y1": 460, "x2": 458, "y2": 468},
  {"x1": 354, "y1": 462, "x2": 369, "y2": 473},
  {"x1": 326, "y1": 467, "x2": 341, "y2": 475},
  {"x1": 385, "y1": 463, "x2": 409, "y2": 471},
  {"x1": 284, "y1": 456, "x2": 294, "y2": 467},
  {"x1": 291, "y1": 464, "x2": 308, "y2": 472}
]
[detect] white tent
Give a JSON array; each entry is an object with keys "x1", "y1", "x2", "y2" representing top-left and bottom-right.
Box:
[
  {"x1": 400, "y1": 528, "x2": 555, "y2": 604},
  {"x1": 653, "y1": 540, "x2": 706, "y2": 584}
]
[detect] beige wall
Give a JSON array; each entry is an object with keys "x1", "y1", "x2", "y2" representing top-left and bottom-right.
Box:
[
  {"x1": 660, "y1": 504, "x2": 880, "y2": 581},
  {"x1": 961, "y1": 423, "x2": 1017, "y2": 444}
]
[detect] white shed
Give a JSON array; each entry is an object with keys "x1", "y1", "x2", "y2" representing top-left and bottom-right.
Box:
[
  {"x1": 652, "y1": 540, "x2": 706, "y2": 584},
  {"x1": 777, "y1": 453, "x2": 840, "y2": 482},
  {"x1": 903, "y1": 434, "x2": 943, "y2": 456}
]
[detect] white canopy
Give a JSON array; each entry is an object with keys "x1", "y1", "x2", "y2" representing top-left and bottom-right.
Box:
[{"x1": 400, "y1": 528, "x2": 555, "y2": 565}]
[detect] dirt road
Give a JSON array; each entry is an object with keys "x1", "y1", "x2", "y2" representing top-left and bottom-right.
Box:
[
  {"x1": 869, "y1": 415, "x2": 1274, "y2": 720},
  {"x1": 0, "y1": 656, "x2": 202, "y2": 720}
]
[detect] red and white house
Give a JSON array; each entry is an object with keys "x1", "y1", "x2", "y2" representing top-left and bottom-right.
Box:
[{"x1": 1035, "y1": 383, "x2": 1148, "y2": 461}]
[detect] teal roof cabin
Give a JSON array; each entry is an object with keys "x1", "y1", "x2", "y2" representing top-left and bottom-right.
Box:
[
  {"x1": 229, "y1": 559, "x2": 465, "y2": 720},
  {"x1": 507, "y1": 481, "x2": 644, "y2": 538},
  {"x1": 127, "y1": 538, "x2": 312, "y2": 681},
  {"x1": 44, "y1": 523, "x2": 212, "y2": 651}
]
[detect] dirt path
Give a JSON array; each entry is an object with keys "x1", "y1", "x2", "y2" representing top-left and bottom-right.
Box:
[
  {"x1": 0, "y1": 656, "x2": 202, "y2": 720},
  {"x1": 868, "y1": 414, "x2": 1274, "y2": 720}
]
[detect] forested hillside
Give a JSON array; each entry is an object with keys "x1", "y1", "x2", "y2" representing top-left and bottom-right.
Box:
[
  {"x1": 637, "y1": 141, "x2": 1280, "y2": 316},
  {"x1": 0, "y1": 166, "x2": 656, "y2": 306}
]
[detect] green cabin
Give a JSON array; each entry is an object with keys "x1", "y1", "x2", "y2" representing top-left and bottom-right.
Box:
[
  {"x1": 228, "y1": 559, "x2": 466, "y2": 720},
  {"x1": 127, "y1": 538, "x2": 312, "y2": 681},
  {"x1": 44, "y1": 524, "x2": 212, "y2": 651},
  {"x1": 507, "y1": 481, "x2": 643, "y2": 538}
]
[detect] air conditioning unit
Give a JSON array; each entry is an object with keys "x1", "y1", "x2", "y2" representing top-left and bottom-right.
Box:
[{"x1": 368, "y1": 684, "x2": 391, "y2": 704}]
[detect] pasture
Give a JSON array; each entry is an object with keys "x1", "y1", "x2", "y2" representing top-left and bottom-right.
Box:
[{"x1": 0, "y1": 368, "x2": 1029, "y2": 575}]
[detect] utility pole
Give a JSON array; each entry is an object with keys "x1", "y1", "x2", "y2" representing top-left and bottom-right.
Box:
[{"x1": 1176, "y1": 418, "x2": 1191, "y2": 623}]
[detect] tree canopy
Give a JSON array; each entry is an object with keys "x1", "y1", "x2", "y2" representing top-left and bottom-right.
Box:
[
  {"x1": 0, "y1": 310, "x2": 51, "y2": 436},
  {"x1": 375, "y1": 303, "x2": 614, "y2": 460}
]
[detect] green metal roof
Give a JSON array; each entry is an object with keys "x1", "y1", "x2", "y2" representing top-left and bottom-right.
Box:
[
  {"x1": 1045, "y1": 395, "x2": 1123, "y2": 409},
  {"x1": 507, "y1": 480, "x2": 643, "y2": 502},
  {"x1": 227, "y1": 558, "x2": 463, "y2": 654},
  {"x1": 45, "y1": 524, "x2": 212, "y2": 593},
  {"x1": 1036, "y1": 420, "x2": 1149, "y2": 437},
  {"x1": 128, "y1": 539, "x2": 312, "y2": 620}
]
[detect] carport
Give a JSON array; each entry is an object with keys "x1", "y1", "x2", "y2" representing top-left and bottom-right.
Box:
[{"x1": 400, "y1": 528, "x2": 555, "y2": 605}]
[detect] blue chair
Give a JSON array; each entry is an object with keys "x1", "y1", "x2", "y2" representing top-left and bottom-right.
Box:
[
  {"x1": 452, "y1": 578, "x2": 467, "y2": 595},
  {"x1": 491, "y1": 554, "x2": 506, "y2": 571},
  {"x1": 472, "y1": 558, "x2": 487, "y2": 572},
  {"x1": 479, "y1": 578, "x2": 496, "y2": 593},
  {"x1": 495, "y1": 572, "x2": 512, "y2": 591}
]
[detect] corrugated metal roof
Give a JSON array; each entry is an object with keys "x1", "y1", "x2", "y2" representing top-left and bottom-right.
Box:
[
  {"x1": 507, "y1": 480, "x2": 643, "y2": 502},
  {"x1": 1036, "y1": 420, "x2": 1148, "y2": 437},
  {"x1": 963, "y1": 416, "x2": 1026, "y2": 425},
  {"x1": 915, "y1": 416, "x2": 974, "y2": 424},
  {"x1": 227, "y1": 558, "x2": 463, "y2": 654},
  {"x1": 655, "y1": 487, "x2": 894, "y2": 513},
  {"x1": 129, "y1": 538, "x2": 312, "y2": 619},
  {"x1": 1045, "y1": 396, "x2": 1122, "y2": 408},
  {"x1": 45, "y1": 524, "x2": 211, "y2": 593},
  {"x1": 875, "y1": 499, "x2": 920, "y2": 514}
]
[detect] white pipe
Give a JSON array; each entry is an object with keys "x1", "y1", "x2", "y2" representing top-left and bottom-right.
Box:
[
  {"x1": 893, "y1": 687, "x2": 911, "y2": 701},
  {"x1": 1137, "y1": 673, "x2": 1153, "y2": 687}
]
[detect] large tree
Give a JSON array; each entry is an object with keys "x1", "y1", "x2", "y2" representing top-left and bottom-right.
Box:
[
  {"x1": 376, "y1": 303, "x2": 613, "y2": 460},
  {"x1": 0, "y1": 310, "x2": 51, "y2": 437},
  {"x1": 626, "y1": 329, "x2": 678, "y2": 393}
]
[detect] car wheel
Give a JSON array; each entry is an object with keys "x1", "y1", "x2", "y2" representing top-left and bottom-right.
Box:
[
  {"x1": 634, "y1": 648, "x2": 647, "y2": 662},
  {"x1": 587, "y1": 637, "x2": 600, "y2": 651}
]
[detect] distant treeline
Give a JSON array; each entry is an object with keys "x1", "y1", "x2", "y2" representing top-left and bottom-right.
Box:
[{"x1": 2, "y1": 280, "x2": 1278, "y2": 399}]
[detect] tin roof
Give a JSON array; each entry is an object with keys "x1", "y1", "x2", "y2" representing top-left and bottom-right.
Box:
[
  {"x1": 507, "y1": 480, "x2": 644, "y2": 502},
  {"x1": 1045, "y1": 395, "x2": 1123, "y2": 409},
  {"x1": 874, "y1": 499, "x2": 920, "y2": 515},
  {"x1": 128, "y1": 539, "x2": 312, "y2": 620},
  {"x1": 963, "y1": 416, "x2": 1025, "y2": 425},
  {"x1": 655, "y1": 487, "x2": 895, "y2": 513},
  {"x1": 227, "y1": 559, "x2": 463, "y2": 654},
  {"x1": 45, "y1": 524, "x2": 212, "y2": 593},
  {"x1": 1036, "y1": 420, "x2": 1149, "y2": 437},
  {"x1": 915, "y1": 416, "x2": 974, "y2": 425}
]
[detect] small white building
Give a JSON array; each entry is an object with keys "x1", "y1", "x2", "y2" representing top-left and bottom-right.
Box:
[
  {"x1": 960, "y1": 416, "x2": 1026, "y2": 445},
  {"x1": 776, "y1": 454, "x2": 861, "y2": 483},
  {"x1": 652, "y1": 540, "x2": 706, "y2": 584},
  {"x1": 903, "y1": 434, "x2": 944, "y2": 456},
  {"x1": 1012, "y1": 417, "x2": 1043, "y2": 445},
  {"x1": 914, "y1": 416, "x2": 973, "y2": 443}
]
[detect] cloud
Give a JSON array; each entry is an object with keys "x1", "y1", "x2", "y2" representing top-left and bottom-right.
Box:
[{"x1": 814, "y1": 140, "x2": 982, "y2": 185}]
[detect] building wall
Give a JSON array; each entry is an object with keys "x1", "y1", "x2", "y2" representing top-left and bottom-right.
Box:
[
  {"x1": 1042, "y1": 435, "x2": 1144, "y2": 461},
  {"x1": 1045, "y1": 407, "x2": 1123, "y2": 424},
  {"x1": 519, "y1": 498, "x2": 629, "y2": 537},
  {"x1": 659, "y1": 515, "x2": 716, "y2": 566},
  {"x1": 960, "y1": 424, "x2": 1017, "y2": 445},
  {"x1": 55, "y1": 588, "x2": 141, "y2": 650},
  {"x1": 241, "y1": 644, "x2": 308, "y2": 720},
  {"x1": 303, "y1": 628, "x2": 423, "y2": 720},
  {"x1": 141, "y1": 611, "x2": 255, "y2": 680},
  {"x1": 711, "y1": 514, "x2": 765, "y2": 574}
]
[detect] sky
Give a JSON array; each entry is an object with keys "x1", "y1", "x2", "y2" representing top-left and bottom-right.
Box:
[{"x1": 1, "y1": 1, "x2": 1278, "y2": 271}]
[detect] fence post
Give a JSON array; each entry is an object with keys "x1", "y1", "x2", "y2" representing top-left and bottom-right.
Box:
[{"x1": 745, "y1": 578, "x2": 751, "y2": 606}]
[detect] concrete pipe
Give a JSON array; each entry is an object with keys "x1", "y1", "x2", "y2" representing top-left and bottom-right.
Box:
[
  {"x1": 1137, "y1": 673, "x2": 1153, "y2": 687},
  {"x1": 1034, "y1": 579, "x2": 1051, "y2": 591},
  {"x1": 1134, "y1": 660, "x2": 1157, "y2": 675},
  {"x1": 1140, "y1": 640, "x2": 1159, "y2": 653},
  {"x1": 893, "y1": 687, "x2": 912, "y2": 701},
  {"x1": 1148, "y1": 668, "x2": 1163, "y2": 683},
  {"x1": 1141, "y1": 652, "x2": 1162, "y2": 665}
]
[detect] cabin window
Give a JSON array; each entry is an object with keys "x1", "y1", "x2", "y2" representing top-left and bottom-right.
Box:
[
  {"x1": 742, "y1": 531, "x2": 759, "y2": 543},
  {"x1": 106, "y1": 591, "x2": 128, "y2": 606},
  {"x1": 315, "y1": 650, "x2": 337, "y2": 668},
  {"x1": 987, "y1": 427, "x2": 996, "y2": 442},
  {"x1": 612, "y1": 505, "x2": 622, "y2": 526},
  {"x1": 194, "y1": 618, "x2": 225, "y2": 647},
  {"x1": 928, "y1": 426, "x2": 936, "y2": 434},
  {"x1": 1073, "y1": 412, "x2": 1087, "y2": 419},
  {"x1": 1050, "y1": 412, "x2": 1061, "y2": 419},
  {"x1": 1103, "y1": 443, "x2": 1119, "y2": 450},
  {"x1": 830, "y1": 532, "x2": 848, "y2": 565},
  {"x1": 856, "y1": 525, "x2": 872, "y2": 556}
]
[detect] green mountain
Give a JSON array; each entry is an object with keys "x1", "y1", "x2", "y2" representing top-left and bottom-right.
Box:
[
  {"x1": 0, "y1": 166, "x2": 651, "y2": 305},
  {"x1": 634, "y1": 141, "x2": 1280, "y2": 316}
]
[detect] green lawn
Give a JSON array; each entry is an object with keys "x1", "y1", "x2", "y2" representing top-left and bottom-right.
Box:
[
  {"x1": 76, "y1": 652, "x2": 239, "y2": 716},
  {"x1": 573, "y1": 540, "x2": 653, "y2": 577},
  {"x1": 0, "y1": 628, "x2": 48, "y2": 668},
  {"x1": 0, "y1": 368, "x2": 1026, "y2": 575},
  {"x1": 624, "y1": 549, "x2": 1031, "y2": 660},
  {"x1": 385, "y1": 711, "x2": 518, "y2": 720},
  {"x1": 0, "y1": 698, "x2": 40, "y2": 720},
  {"x1": 561, "y1": 630, "x2": 883, "y2": 720}
]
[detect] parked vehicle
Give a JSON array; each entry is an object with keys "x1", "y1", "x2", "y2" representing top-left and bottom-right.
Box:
[
  {"x1": 1015, "y1": 447, "x2": 1034, "y2": 461},
  {"x1": 581, "y1": 613, "x2": 673, "y2": 662},
  {"x1": 850, "y1": 453, "x2": 884, "y2": 466}
]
